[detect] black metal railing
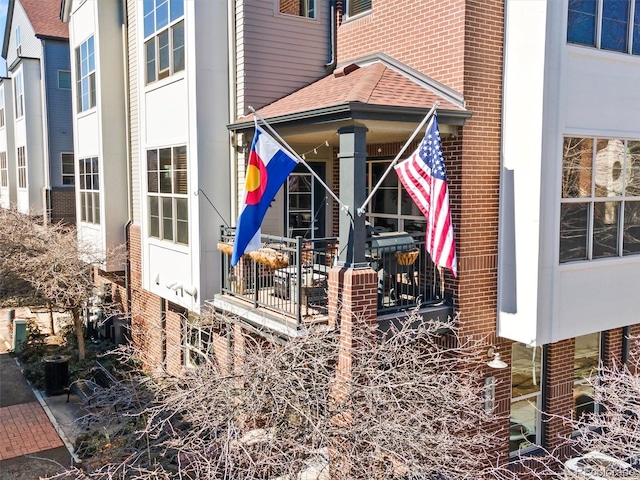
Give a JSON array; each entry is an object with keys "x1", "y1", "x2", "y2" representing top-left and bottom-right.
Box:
[{"x1": 217, "y1": 227, "x2": 446, "y2": 326}]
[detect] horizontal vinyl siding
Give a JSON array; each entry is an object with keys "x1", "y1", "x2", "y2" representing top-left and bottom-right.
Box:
[
  {"x1": 236, "y1": 0, "x2": 330, "y2": 116},
  {"x1": 7, "y1": 2, "x2": 41, "y2": 66},
  {"x1": 44, "y1": 41, "x2": 73, "y2": 188},
  {"x1": 128, "y1": 0, "x2": 140, "y2": 225}
]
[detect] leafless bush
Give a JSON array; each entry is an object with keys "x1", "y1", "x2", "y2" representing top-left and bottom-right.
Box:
[{"x1": 44, "y1": 306, "x2": 532, "y2": 480}]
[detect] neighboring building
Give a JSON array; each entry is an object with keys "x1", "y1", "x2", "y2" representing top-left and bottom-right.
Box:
[
  {"x1": 499, "y1": 0, "x2": 640, "y2": 455},
  {"x1": 1, "y1": 0, "x2": 74, "y2": 223},
  {"x1": 0, "y1": 78, "x2": 17, "y2": 209},
  {"x1": 57, "y1": 0, "x2": 640, "y2": 469}
]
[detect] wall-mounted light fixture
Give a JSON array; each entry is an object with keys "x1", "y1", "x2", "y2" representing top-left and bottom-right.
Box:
[{"x1": 487, "y1": 346, "x2": 508, "y2": 369}]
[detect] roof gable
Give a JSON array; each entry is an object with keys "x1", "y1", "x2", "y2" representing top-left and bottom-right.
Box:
[{"x1": 20, "y1": 0, "x2": 68, "y2": 40}]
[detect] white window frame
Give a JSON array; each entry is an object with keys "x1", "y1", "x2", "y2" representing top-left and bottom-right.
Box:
[
  {"x1": 143, "y1": 0, "x2": 185, "y2": 85},
  {"x1": 364, "y1": 159, "x2": 428, "y2": 235},
  {"x1": 278, "y1": 0, "x2": 315, "y2": 18},
  {"x1": 184, "y1": 322, "x2": 216, "y2": 368},
  {"x1": 0, "y1": 152, "x2": 7, "y2": 187},
  {"x1": 78, "y1": 157, "x2": 100, "y2": 224},
  {"x1": 17, "y1": 146, "x2": 26, "y2": 189},
  {"x1": 15, "y1": 25, "x2": 21, "y2": 56},
  {"x1": 0, "y1": 88, "x2": 5, "y2": 128},
  {"x1": 61, "y1": 153, "x2": 75, "y2": 185},
  {"x1": 14, "y1": 71, "x2": 23, "y2": 119},
  {"x1": 76, "y1": 36, "x2": 96, "y2": 112},
  {"x1": 147, "y1": 145, "x2": 189, "y2": 245},
  {"x1": 345, "y1": 0, "x2": 372, "y2": 18}
]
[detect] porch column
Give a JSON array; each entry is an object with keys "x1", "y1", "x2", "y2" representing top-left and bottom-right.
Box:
[{"x1": 337, "y1": 125, "x2": 368, "y2": 266}]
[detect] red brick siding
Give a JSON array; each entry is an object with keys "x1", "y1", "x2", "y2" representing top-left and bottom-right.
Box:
[
  {"x1": 337, "y1": 0, "x2": 466, "y2": 93},
  {"x1": 46, "y1": 187, "x2": 76, "y2": 225},
  {"x1": 544, "y1": 339, "x2": 575, "y2": 452}
]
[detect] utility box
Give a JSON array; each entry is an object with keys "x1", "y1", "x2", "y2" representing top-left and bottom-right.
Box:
[{"x1": 12, "y1": 319, "x2": 27, "y2": 353}]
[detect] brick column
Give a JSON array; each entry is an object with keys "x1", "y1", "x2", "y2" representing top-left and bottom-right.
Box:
[
  {"x1": 544, "y1": 339, "x2": 575, "y2": 453},
  {"x1": 328, "y1": 265, "x2": 378, "y2": 477},
  {"x1": 602, "y1": 328, "x2": 624, "y2": 368}
]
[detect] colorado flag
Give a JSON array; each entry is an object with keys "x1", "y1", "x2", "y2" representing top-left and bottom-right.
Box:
[{"x1": 231, "y1": 127, "x2": 298, "y2": 266}]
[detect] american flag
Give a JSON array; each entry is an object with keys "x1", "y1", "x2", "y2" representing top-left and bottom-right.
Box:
[{"x1": 394, "y1": 115, "x2": 457, "y2": 277}]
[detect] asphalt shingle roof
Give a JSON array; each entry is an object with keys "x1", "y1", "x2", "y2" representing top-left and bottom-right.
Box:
[
  {"x1": 252, "y1": 61, "x2": 464, "y2": 121},
  {"x1": 20, "y1": 0, "x2": 68, "y2": 40}
]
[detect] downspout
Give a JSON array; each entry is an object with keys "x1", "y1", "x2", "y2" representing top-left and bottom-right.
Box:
[
  {"x1": 622, "y1": 326, "x2": 630, "y2": 365},
  {"x1": 324, "y1": 0, "x2": 337, "y2": 71},
  {"x1": 121, "y1": 0, "x2": 133, "y2": 315}
]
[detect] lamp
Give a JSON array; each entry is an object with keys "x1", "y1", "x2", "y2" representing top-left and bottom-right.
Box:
[{"x1": 487, "y1": 347, "x2": 508, "y2": 369}]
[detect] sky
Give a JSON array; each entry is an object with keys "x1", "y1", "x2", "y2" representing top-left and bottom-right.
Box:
[{"x1": 0, "y1": 0, "x2": 8, "y2": 76}]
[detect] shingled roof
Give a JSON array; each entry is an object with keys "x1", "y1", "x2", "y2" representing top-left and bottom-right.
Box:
[
  {"x1": 231, "y1": 54, "x2": 468, "y2": 131},
  {"x1": 20, "y1": 0, "x2": 68, "y2": 40}
]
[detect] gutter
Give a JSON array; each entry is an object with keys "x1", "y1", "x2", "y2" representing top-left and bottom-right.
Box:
[{"x1": 229, "y1": 103, "x2": 472, "y2": 132}]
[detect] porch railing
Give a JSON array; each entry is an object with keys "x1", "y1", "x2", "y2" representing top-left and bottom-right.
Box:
[{"x1": 217, "y1": 227, "x2": 446, "y2": 328}]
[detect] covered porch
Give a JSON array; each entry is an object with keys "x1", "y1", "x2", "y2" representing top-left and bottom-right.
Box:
[{"x1": 218, "y1": 53, "x2": 469, "y2": 338}]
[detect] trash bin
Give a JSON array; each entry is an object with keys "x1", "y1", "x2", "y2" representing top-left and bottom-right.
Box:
[{"x1": 43, "y1": 355, "x2": 70, "y2": 396}]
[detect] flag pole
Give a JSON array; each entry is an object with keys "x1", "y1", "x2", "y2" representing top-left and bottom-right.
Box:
[
  {"x1": 355, "y1": 101, "x2": 440, "y2": 216},
  {"x1": 249, "y1": 106, "x2": 349, "y2": 214}
]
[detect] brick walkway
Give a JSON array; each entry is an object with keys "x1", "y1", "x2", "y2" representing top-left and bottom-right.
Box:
[{"x1": 0, "y1": 402, "x2": 64, "y2": 460}]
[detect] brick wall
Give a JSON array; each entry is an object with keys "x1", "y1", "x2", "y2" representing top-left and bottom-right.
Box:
[
  {"x1": 46, "y1": 186, "x2": 76, "y2": 225},
  {"x1": 337, "y1": 0, "x2": 466, "y2": 92}
]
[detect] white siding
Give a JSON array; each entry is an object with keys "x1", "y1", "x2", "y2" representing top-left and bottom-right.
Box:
[
  {"x1": 499, "y1": 0, "x2": 640, "y2": 345},
  {"x1": 128, "y1": 0, "x2": 140, "y2": 226},
  {"x1": 7, "y1": 1, "x2": 42, "y2": 66}
]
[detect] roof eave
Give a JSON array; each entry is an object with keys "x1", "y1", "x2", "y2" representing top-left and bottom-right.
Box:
[
  {"x1": 228, "y1": 102, "x2": 472, "y2": 132},
  {"x1": 2, "y1": 0, "x2": 15, "y2": 60}
]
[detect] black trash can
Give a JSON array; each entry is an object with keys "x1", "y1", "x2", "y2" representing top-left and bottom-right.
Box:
[{"x1": 43, "y1": 355, "x2": 70, "y2": 396}]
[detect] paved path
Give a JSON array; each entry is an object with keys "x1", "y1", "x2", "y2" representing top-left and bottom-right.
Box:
[{"x1": 0, "y1": 308, "x2": 76, "y2": 478}]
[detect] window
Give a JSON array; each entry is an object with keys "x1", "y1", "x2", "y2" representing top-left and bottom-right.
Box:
[
  {"x1": 58, "y1": 70, "x2": 71, "y2": 90},
  {"x1": 279, "y1": 0, "x2": 315, "y2": 18},
  {"x1": 0, "y1": 152, "x2": 7, "y2": 187},
  {"x1": 184, "y1": 321, "x2": 220, "y2": 368},
  {"x1": 78, "y1": 157, "x2": 100, "y2": 224},
  {"x1": 15, "y1": 25, "x2": 21, "y2": 56},
  {"x1": 61, "y1": 153, "x2": 75, "y2": 185},
  {"x1": 574, "y1": 333, "x2": 601, "y2": 420},
  {"x1": 345, "y1": 0, "x2": 371, "y2": 17},
  {"x1": 76, "y1": 36, "x2": 96, "y2": 112},
  {"x1": 14, "y1": 71, "x2": 23, "y2": 119},
  {"x1": 287, "y1": 173, "x2": 315, "y2": 238},
  {"x1": 510, "y1": 343, "x2": 543, "y2": 453},
  {"x1": 568, "y1": 0, "x2": 640, "y2": 55},
  {"x1": 560, "y1": 137, "x2": 640, "y2": 262},
  {"x1": 17, "y1": 146, "x2": 26, "y2": 189},
  {"x1": 144, "y1": 0, "x2": 185, "y2": 84},
  {"x1": 0, "y1": 88, "x2": 5, "y2": 128},
  {"x1": 364, "y1": 160, "x2": 427, "y2": 234},
  {"x1": 147, "y1": 146, "x2": 188, "y2": 244}
]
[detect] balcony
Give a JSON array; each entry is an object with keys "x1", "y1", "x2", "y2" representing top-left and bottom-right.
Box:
[{"x1": 211, "y1": 227, "x2": 452, "y2": 339}]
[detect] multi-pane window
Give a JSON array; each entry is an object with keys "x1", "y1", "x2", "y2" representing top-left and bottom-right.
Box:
[
  {"x1": 17, "y1": 146, "x2": 26, "y2": 188},
  {"x1": 345, "y1": 0, "x2": 371, "y2": 17},
  {"x1": 61, "y1": 153, "x2": 75, "y2": 185},
  {"x1": 15, "y1": 25, "x2": 21, "y2": 56},
  {"x1": 78, "y1": 157, "x2": 100, "y2": 224},
  {"x1": 184, "y1": 321, "x2": 216, "y2": 368},
  {"x1": 0, "y1": 88, "x2": 5, "y2": 128},
  {"x1": 574, "y1": 333, "x2": 601, "y2": 420},
  {"x1": 0, "y1": 152, "x2": 7, "y2": 187},
  {"x1": 144, "y1": 0, "x2": 185, "y2": 84},
  {"x1": 279, "y1": 0, "x2": 315, "y2": 18},
  {"x1": 76, "y1": 36, "x2": 96, "y2": 112},
  {"x1": 58, "y1": 70, "x2": 71, "y2": 90},
  {"x1": 364, "y1": 160, "x2": 427, "y2": 234},
  {"x1": 14, "y1": 71, "x2": 23, "y2": 119},
  {"x1": 510, "y1": 343, "x2": 543, "y2": 453},
  {"x1": 147, "y1": 146, "x2": 188, "y2": 245},
  {"x1": 568, "y1": 0, "x2": 640, "y2": 55},
  {"x1": 560, "y1": 137, "x2": 640, "y2": 262}
]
